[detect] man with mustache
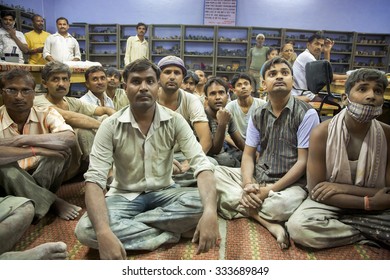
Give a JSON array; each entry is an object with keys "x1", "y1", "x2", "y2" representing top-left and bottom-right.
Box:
[
  {"x1": 124, "y1": 22, "x2": 149, "y2": 66},
  {"x1": 43, "y1": 17, "x2": 81, "y2": 62},
  {"x1": 75, "y1": 59, "x2": 219, "y2": 259},
  {"x1": 291, "y1": 33, "x2": 346, "y2": 102},
  {"x1": 24, "y1": 14, "x2": 50, "y2": 65},
  {"x1": 0, "y1": 10, "x2": 28, "y2": 64},
  {"x1": 157, "y1": 56, "x2": 212, "y2": 187},
  {"x1": 0, "y1": 68, "x2": 80, "y2": 221},
  {"x1": 34, "y1": 61, "x2": 116, "y2": 180},
  {"x1": 215, "y1": 57, "x2": 319, "y2": 249},
  {"x1": 80, "y1": 66, "x2": 115, "y2": 110}
]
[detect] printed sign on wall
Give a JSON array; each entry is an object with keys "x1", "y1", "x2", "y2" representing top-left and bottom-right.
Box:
[{"x1": 204, "y1": 0, "x2": 237, "y2": 26}]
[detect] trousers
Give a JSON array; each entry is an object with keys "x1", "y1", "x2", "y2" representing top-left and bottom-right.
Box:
[{"x1": 75, "y1": 185, "x2": 204, "y2": 251}]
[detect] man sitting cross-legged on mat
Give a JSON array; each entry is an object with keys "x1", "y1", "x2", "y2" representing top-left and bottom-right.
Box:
[
  {"x1": 287, "y1": 68, "x2": 390, "y2": 249},
  {"x1": 75, "y1": 59, "x2": 219, "y2": 260},
  {"x1": 0, "y1": 69, "x2": 80, "y2": 221},
  {"x1": 214, "y1": 57, "x2": 319, "y2": 249}
]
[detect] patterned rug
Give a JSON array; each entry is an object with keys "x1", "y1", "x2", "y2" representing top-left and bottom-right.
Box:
[{"x1": 13, "y1": 181, "x2": 390, "y2": 260}]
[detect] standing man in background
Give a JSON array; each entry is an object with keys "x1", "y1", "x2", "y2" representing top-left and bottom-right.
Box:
[
  {"x1": 124, "y1": 22, "x2": 149, "y2": 66},
  {"x1": 0, "y1": 10, "x2": 28, "y2": 64},
  {"x1": 43, "y1": 17, "x2": 81, "y2": 62},
  {"x1": 24, "y1": 14, "x2": 50, "y2": 65},
  {"x1": 248, "y1": 34, "x2": 269, "y2": 92}
]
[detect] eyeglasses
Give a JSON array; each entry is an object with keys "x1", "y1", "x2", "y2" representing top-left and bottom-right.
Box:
[{"x1": 2, "y1": 88, "x2": 35, "y2": 96}]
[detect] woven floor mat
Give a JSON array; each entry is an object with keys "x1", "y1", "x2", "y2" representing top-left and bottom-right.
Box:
[{"x1": 12, "y1": 181, "x2": 390, "y2": 260}]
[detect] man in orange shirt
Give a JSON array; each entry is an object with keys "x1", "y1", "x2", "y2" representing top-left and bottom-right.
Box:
[{"x1": 0, "y1": 68, "x2": 80, "y2": 221}]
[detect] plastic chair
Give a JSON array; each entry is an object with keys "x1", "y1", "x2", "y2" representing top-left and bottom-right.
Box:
[{"x1": 305, "y1": 60, "x2": 341, "y2": 121}]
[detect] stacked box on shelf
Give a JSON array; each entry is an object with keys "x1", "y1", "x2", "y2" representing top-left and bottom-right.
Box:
[
  {"x1": 183, "y1": 25, "x2": 215, "y2": 76},
  {"x1": 88, "y1": 24, "x2": 119, "y2": 68}
]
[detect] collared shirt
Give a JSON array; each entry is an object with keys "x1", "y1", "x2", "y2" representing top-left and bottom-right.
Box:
[
  {"x1": 124, "y1": 35, "x2": 149, "y2": 66},
  {"x1": 34, "y1": 95, "x2": 98, "y2": 117},
  {"x1": 0, "y1": 27, "x2": 27, "y2": 64},
  {"x1": 42, "y1": 32, "x2": 81, "y2": 62},
  {"x1": 291, "y1": 49, "x2": 317, "y2": 100},
  {"x1": 79, "y1": 90, "x2": 115, "y2": 109},
  {"x1": 225, "y1": 97, "x2": 266, "y2": 140},
  {"x1": 84, "y1": 103, "x2": 214, "y2": 201},
  {"x1": 24, "y1": 29, "x2": 51, "y2": 64},
  {"x1": 109, "y1": 88, "x2": 129, "y2": 111},
  {"x1": 0, "y1": 105, "x2": 74, "y2": 170},
  {"x1": 246, "y1": 95, "x2": 319, "y2": 183}
]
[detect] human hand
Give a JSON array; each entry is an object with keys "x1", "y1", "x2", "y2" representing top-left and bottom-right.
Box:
[
  {"x1": 369, "y1": 188, "x2": 390, "y2": 211},
  {"x1": 323, "y1": 38, "x2": 334, "y2": 53},
  {"x1": 34, "y1": 146, "x2": 71, "y2": 159},
  {"x1": 97, "y1": 230, "x2": 126, "y2": 260},
  {"x1": 172, "y1": 159, "x2": 190, "y2": 175},
  {"x1": 192, "y1": 210, "x2": 220, "y2": 254},
  {"x1": 311, "y1": 182, "x2": 347, "y2": 201},
  {"x1": 240, "y1": 183, "x2": 262, "y2": 208},
  {"x1": 216, "y1": 108, "x2": 231, "y2": 126}
]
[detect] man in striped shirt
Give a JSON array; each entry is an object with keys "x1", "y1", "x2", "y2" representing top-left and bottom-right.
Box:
[{"x1": 214, "y1": 57, "x2": 319, "y2": 249}]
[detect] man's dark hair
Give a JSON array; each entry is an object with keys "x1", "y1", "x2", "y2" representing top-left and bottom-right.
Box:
[
  {"x1": 307, "y1": 33, "x2": 324, "y2": 43},
  {"x1": 56, "y1": 17, "x2": 69, "y2": 24},
  {"x1": 85, "y1": 66, "x2": 106, "y2": 81},
  {"x1": 261, "y1": 57, "x2": 293, "y2": 79},
  {"x1": 41, "y1": 61, "x2": 72, "y2": 81},
  {"x1": 32, "y1": 14, "x2": 43, "y2": 21},
  {"x1": 1, "y1": 10, "x2": 15, "y2": 20},
  {"x1": 183, "y1": 71, "x2": 199, "y2": 84},
  {"x1": 345, "y1": 68, "x2": 388, "y2": 96},
  {"x1": 106, "y1": 67, "x2": 122, "y2": 81},
  {"x1": 204, "y1": 77, "x2": 229, "y2": 97},
  {"x1": 122, "y1": 59, "x2": 160, "y2": 83},
  {"x1": 230, "y1": 73, "x2": 253, "y2": 88},
  {"x1": 136, "y1": 22, "x2": 147, "y2": 31},
  {"x1": 0, "y1": 68, "x2": 36, "y2": 89}
]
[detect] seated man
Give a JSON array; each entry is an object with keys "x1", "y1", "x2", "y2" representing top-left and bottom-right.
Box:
[
  {"x1": 0, "y1": 68, "x2": 80, "y2": 221},
  {"x1": 80, "y1": 66, "x2": 115, "y2": 109},
  {"x1": 0, "y1": 196, "x2": 67, "y2": 260},
  {"x1": 225, "y1": 73, "x2": 266, "y2": 141},
  {"x1": 157, "y1": 56, "x2": 213, "y2": 187},
  {"x1": 181, "y1": 70, "x2": 199, "y2": 94},
  {"x1": 287, "y1": 68, "x2": 390, "y2": 249},
  {"x1": 34, "y1": 61, "x2": 116, "y2": 180},
  {"x1": 214, "y1": 57, "x2": 319, "y2": 249},
  {"x1": 75, "y1": 59, "x2": 219, "y2": 259},
  {"x1": 105, "y1": 67, "x2": 129, "y2": 111},
  {"x1": 204, "y1": 77, "x2": 245, "y2": 167}
]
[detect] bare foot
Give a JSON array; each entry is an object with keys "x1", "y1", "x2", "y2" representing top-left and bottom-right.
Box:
[
  {"x1": 0, "y1": 242, "x2": 68, "y2": 260},
  {"x1": 266, "y1": 222, "x2": 290, "y2": 250},
  {"x1": 53, "y1": 197, "x2": 81, "y2": 220},
  {"x1": 251, "y1": 213, "x2": 290, "y2": 250}
]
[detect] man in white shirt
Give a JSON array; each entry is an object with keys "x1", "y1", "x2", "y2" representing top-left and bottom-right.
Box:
[
  {"x1": 43, "y1": 17, "x2": 81, "y2": 62},
  {"x1": 124, "y1": 22, "x2": 149, "y2": 66},
  {"x1": 291, "y1": 33, "x2": 346, "y2": 102},
  {"x1": 0, "y1": 10, "x2": 28, "y2": 64}
]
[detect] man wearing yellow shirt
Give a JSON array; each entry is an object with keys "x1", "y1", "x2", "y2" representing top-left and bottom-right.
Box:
[{"x1": 24, "y1": 14, "x2": 50, "y2": 65}]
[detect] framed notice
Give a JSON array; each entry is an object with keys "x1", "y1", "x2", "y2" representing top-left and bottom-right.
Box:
[{"x1": 204, "y1": 0, "x2": 237, "y2": 26}]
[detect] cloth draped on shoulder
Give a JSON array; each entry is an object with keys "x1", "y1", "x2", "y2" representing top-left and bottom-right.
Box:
[{"x1": 326, "y1": 109, "x2": 387, "y2": 188}]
